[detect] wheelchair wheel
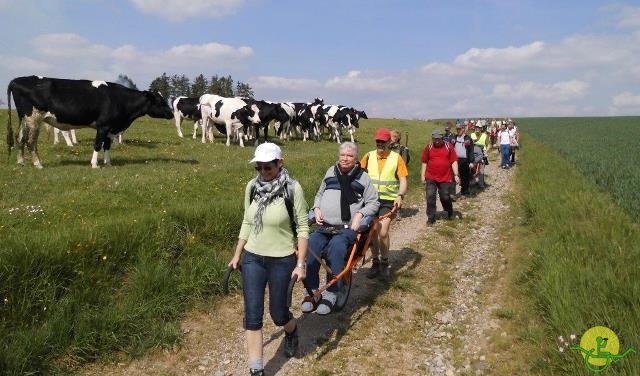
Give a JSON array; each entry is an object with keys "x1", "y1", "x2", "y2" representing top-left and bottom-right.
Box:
[{"x1": 333, "y1": 269, "x2": 352, "y2": 312}]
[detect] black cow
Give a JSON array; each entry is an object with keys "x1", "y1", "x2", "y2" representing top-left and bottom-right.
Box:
[{"x1": 7, "y1": 76, "x2": 173, "y2": 168}]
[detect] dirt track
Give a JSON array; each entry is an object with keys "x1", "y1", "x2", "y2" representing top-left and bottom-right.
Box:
[{"x1": 84, "y1": 151, "x2": 516, "y2": 376}]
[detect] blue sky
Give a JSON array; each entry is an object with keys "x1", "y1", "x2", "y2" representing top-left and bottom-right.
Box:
[{"x1": 2, "y1": 0, "x2": 640, "y2": 118}]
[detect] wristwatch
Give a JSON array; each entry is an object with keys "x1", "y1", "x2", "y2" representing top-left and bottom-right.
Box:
[
  {"x1": 398, "y1": 194, "x2": 405, "y2": 198},
  {"x1": 296, "y1": 262, "x2": 306, "y2": 269}
]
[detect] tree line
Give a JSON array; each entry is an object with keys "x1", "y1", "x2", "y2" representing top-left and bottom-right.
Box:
[{"x1": 148, "y1": 73, "x2": 254, "y2": 100}]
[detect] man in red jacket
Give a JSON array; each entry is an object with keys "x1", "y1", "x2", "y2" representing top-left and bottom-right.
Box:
[{"x1": 420, "y1": 129, "x2": 460, "y2": 225}]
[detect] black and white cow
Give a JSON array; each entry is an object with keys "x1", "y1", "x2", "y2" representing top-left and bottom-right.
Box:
[
  {"x1": 199, "y1": 94, "x2": 259, "y2": 147},
  {"x1": 323, "y1": 105, "x2": 368, "y2": 143},
  {"x1": 173, "y1": 96, "x2": 204, "y2": 140},
  {"x1": 274, "y1": 102, "x2": 297, "y2": 141},
  {"x1": 7, "y1": 76, "x2": 173, "y2": 168},
  {"x1": 289, "y1": 98, "x2": 326, "y2": 141},
  {"x1": 52, "y1": 127, "x2": 78, "y2": 146},
  {"x1": 244, "y1": 100, "x2": 289, "y2": 145}
]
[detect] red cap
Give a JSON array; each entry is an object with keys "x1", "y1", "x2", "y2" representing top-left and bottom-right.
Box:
[{"x1": 374, "y1": 128, "x2": 391, "y2": 141}]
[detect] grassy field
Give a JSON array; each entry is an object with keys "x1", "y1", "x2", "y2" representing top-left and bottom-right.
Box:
[
  {"x1": 0, "y1": 112, "x2": 431, "y2": 374},
  {"x1": 513, "y1": 132, "x2": 640, "y2": 374},
  {"x1": 516, "y1": 117, "x2": 640, "y2": 222}
]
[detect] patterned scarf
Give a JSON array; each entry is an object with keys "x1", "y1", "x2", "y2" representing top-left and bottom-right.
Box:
[{"x1": 252, "y1": 167, "x2": 292, "y2": 234}]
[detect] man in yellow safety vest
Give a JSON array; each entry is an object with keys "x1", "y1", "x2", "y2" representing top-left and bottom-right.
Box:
[{"x1": 360, "y1": 128, "x2": 408, "y2": 279}]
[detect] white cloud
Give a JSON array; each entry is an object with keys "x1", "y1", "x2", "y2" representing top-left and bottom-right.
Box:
[
  {"x1": 453, "y1": 41, "x2": 545, "y2": 69},
  {"x1": 617, "y1": 6, "x2": 640, "y2": 29},
  {"x1": 609, "y1": 91, "x2": 640, "y2": 115},
  {"x1": 492, "y1": 80, "x2": 590, "y2": 101},
  {"x1": 17, "y1": 33, "x2": 253, "y2": 86},
  {"x1": 0, "y1": 55, "x2": 50, "y2": 73},
  {"x1": 252, "y1": 76, "x2": 322, "y2": 91},
  {"x1": 325, "y1": 70, "x2": 405, "y2": 92},
  {"x1": 31, "y1": 33, "x2": 111, "y2": 59},
  {"x1": 129, "y1": 0, "x2": 245, "y2": 22}
]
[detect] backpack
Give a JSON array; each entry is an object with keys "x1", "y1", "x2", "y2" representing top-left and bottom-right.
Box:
[
  {"x1": 427, "y1": 142, "x2": 452, "y2": 159},
  {"x1": 399, "y1": 145, "x2": 411, "y2": 165},
  {"x1": 250, "y1": 181, "x2": 297, "y2": 239}
]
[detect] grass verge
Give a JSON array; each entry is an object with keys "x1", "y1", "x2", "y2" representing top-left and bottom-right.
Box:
[{"x1": 512, "y1": 135, "x2": 640, "y2": 375}]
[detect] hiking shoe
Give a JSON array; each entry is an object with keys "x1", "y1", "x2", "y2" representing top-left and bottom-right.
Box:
[
  {"x1": 447, "y1": 211, "x2": 454, "y2": 220},
  {"x1": 283, "y1": 328, "x2": 299, "y2": 358},
  {"x1": 250, "y1": 368, "x2": 265, "y2": 376},
  {"x1": 427, "y1": 218, "x2": 436, "y2": 226},
  {"x1": 316, "y1": 291, "x2": 336, "y2": 315},
  {"x1": 366, "y1": 258, "x2": 381, "y2": 279},
  {"x1": 300, "y1": 290, "x2": 319, "y2": 313}
]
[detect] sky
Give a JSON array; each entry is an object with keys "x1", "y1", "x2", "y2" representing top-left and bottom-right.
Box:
[{"x1": 1, "y1": 0, "x2": 640, "y2": 119}]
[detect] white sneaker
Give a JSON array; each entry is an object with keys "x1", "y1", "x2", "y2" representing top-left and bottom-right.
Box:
[
  {"x1": 316, "y1": 291, "x2": 337, "y2": 315},
  {"x1": 301, "y1": 290, "x2": 319, "y2": 313}
]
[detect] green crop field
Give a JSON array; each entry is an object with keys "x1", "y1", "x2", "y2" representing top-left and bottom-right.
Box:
[
  {"x1": 0, "y1": 111, "x2": 431, "y2": 374},
  {"x1": 514, "y1": 122, "x2": 640, "y2": 375},
  {"x1": 516, "y1": 117, "x2": 640, "y2": 222}
]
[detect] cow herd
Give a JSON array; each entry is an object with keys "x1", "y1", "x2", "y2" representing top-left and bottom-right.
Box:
[
  {"x1": 6, "y1": 75, "x2": 367, "y2": 168},
  {"x1": 173, "y1": 94, "x2": 367, "y2": 147}
]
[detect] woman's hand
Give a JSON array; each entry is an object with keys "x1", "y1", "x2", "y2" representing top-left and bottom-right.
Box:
[
  {"x1": 292, "y1": 264, "x2": 306, "y2": 281},
  {"x1": 228, "y1": 254, "x2": 241, "y2": 270}
]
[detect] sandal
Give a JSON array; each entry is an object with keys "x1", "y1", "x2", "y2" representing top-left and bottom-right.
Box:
[
  {"x1": 301, "y1": 292, "x2": 320, "y2": 313},
  {"x1": 316, "y1": 291, "x2": 336, "y2": 315}
]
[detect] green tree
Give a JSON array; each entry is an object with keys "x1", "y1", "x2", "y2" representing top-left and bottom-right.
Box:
[
  {"x1": 116, "y1": 74, "x2": 138, "y2": 90},
  {"x1": 148, "y1": 72, "x2": 171, "y2": 100},
  {"x1": 191, "y1": 74, "x2": 208, "y2": 97},
  {"x1": 234, "y1": 81, "x2": 254, "y2": 99},
  {"x1": 208, "y1": 75, "x2": 222, "y2": 95},
  {"x1": 219, "y1": 75, "x2": 234, "y2": 97},
  {"x1": 170, "y1": 74, "x2": 191, "y2": 98}
]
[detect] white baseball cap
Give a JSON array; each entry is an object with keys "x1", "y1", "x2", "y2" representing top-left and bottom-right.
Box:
[{"x1": 250, "y1": 142, "x2": 282, "y2": 163}]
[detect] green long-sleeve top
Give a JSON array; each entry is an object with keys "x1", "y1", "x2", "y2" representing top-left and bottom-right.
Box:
[{"x1": 238, "y1": 179, "x2": 309, "y2": 257}]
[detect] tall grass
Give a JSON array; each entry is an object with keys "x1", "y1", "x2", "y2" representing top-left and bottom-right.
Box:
[
  {"x1": 0, "y1": 112, "x2": 432, "y2": 374},
  {"x1": 515, "y1": 135, "x2": 640, "y2": 374},
  {"x1": 517, "y1": 117, "x2": 640, "y2": 222}
]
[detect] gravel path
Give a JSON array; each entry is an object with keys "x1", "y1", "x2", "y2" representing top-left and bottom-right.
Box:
[{"x1": 83, "y1": 152, "x2": 516, "y2": 376}]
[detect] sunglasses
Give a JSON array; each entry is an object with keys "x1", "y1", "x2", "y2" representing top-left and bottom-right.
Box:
[
  {"x1": 375, "y1": 140, "x2": 388, "y2": 144},
  {"x1": 255, "y1": 163, "x2": 276, "y2": 172}
]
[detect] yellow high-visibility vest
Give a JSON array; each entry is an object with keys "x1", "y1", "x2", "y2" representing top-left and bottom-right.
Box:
[
  {"x1": 367, "y1": 150, "x2": 400, "y2": 200},
  {"x1": 471, "y1": 132, "x2": 488, "y2": 149}
]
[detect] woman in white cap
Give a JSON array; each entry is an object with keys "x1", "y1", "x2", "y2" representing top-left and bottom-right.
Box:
[{"x1": 228, "y1": 142, "x2": 309, "y2": 376}]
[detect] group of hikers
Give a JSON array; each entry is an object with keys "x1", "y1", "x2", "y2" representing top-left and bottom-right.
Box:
[{"x1": 227, "y1": 120, "x2": 519, "y2": 375}]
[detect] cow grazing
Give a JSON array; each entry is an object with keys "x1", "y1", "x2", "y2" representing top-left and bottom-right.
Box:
[{"x1": 7, "y1": 76, "x2": 173, "y2": 168}]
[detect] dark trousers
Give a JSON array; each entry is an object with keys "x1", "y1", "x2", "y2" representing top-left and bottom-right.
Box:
[
  {"x1": 241, "y1": 251, "x2": 295, "y2": 330},
  {"x1": 426, "y1": 180, "x2": 453, "y2": 222},
  {"x1": 306, "y1": 228, "x2": 357, "y2": 293},
  {"x1": 458, "y1": 158, "x2": 470, "y2": 195}
]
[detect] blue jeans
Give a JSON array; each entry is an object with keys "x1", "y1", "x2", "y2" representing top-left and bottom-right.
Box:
[
  {"x1": 241, "y1": 250, "x2": 295, "y2": 330},
  {"x1": 500, "y1": 144, "x2": 510, "y2": 167},
  {"x1": 306, "y1": 228, "x2": 357, "y2": 293}
]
